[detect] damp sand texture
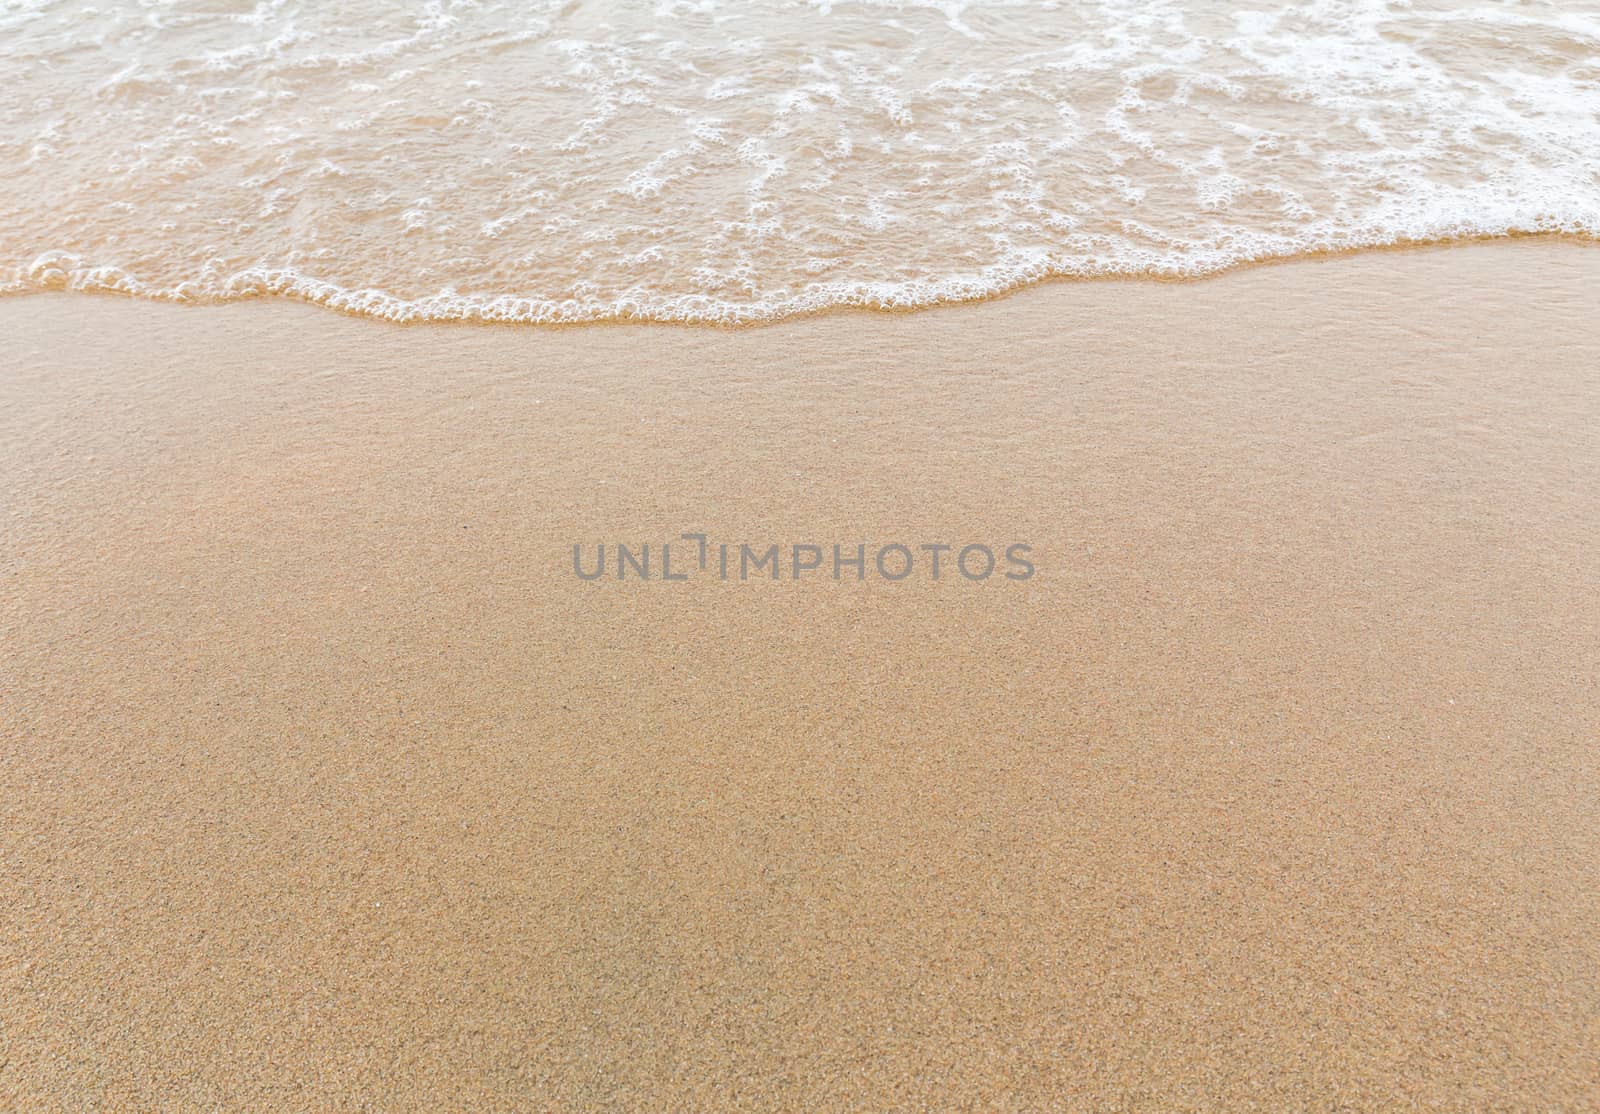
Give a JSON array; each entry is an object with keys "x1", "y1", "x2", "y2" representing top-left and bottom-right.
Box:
[{"x1": 4, "y1": 241, "x2": 1600, "y2": 1110}]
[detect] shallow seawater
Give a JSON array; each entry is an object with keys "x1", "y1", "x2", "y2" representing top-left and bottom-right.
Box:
[{"x1": 2, "y1": 0, "x2": 1598, "y2": 322}]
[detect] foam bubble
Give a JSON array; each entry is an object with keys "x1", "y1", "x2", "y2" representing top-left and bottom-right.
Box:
[{"x1": 2, "y1": 0, "x2": 1598, "y2": 324}]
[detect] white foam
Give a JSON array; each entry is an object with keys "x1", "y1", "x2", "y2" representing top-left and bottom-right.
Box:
[{"x1": 1, "y1": 0, "x2": 1598, "y2": 324}]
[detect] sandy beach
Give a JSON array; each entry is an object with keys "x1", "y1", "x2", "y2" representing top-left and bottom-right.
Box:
[{"x1": 3, "y1": 240, "x2": 1598, "y2": 1108}]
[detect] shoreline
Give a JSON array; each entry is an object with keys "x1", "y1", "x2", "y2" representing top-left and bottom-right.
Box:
[
  {"x1": 5, "y1": 230, "x2": 1599, "y2": 331},
  {"x1": 5, "y1": 240, "x2": 1600, "y2": 1109}
]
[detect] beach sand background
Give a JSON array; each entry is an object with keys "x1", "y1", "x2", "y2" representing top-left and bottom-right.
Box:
[{"x1": 4, "y1": 240, "x2": 1599, "y2": 1109}]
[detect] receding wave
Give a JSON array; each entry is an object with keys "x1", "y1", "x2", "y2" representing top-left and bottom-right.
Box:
[{"x1": 3, "y1": 0, "x2": 1598, "y2": 324}]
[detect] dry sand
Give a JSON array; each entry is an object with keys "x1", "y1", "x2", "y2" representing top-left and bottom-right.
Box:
[{"x1": 3, "y1": 240, "x2": 1599, "y2": 1110}]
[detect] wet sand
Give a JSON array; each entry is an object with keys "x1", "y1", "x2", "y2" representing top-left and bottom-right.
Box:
[{"x1": 3, "y1": 240, "x2": 1599, "y2": 1110}]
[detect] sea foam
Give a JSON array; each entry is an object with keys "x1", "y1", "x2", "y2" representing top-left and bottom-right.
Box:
[{"x1": 3, "y1": 0, "x2": 1598, "y2": 323}]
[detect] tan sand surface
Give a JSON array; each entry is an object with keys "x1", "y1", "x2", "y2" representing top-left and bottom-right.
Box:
[{"x1": 3, "y1": 240, "x2": 1599, "y2": 1110}]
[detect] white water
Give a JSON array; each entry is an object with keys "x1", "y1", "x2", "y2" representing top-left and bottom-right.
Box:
[{"x1": 3, "y1": 0, "x2": 1598, "y2": 322}]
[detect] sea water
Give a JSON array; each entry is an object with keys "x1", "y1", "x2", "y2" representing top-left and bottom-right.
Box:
[{"x1": 3, "y1": 0, "x2": 1597, "y2": 323}]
